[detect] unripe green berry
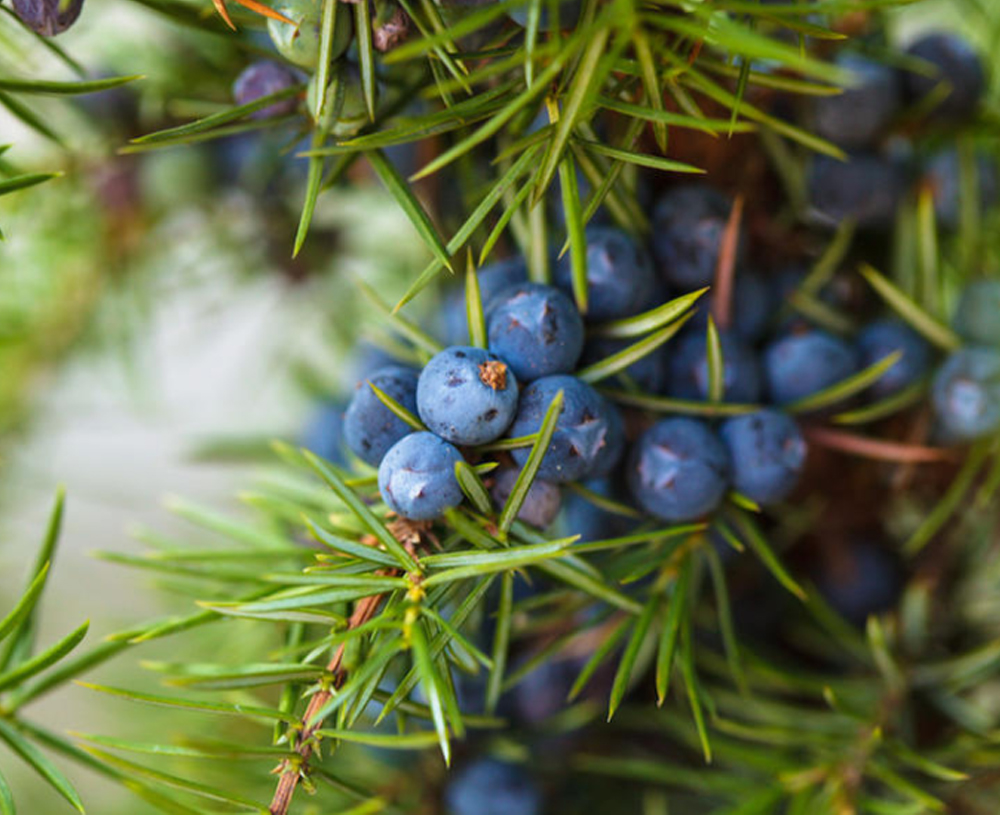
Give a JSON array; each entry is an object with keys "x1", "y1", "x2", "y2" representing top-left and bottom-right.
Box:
[
  {"x1": 267, "y1": 0, "x2": 353, "y2": 69},
  {"x1": 306, "y1": 65, "x2": 375, "y2": 136}
]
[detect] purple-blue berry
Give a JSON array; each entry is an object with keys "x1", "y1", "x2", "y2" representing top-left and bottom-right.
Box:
[
  {"x1": 922, "y1": 148, "x2": 999, "y2": 230},
  {"x1": 377, "y1": 432, "x2": 464, "y2": 520},
  {"x1": 808, "y1": 153, "x2": 905, "y2": 230},
  {"x1": 487, "y1": 283, "x2": 584, "y2": 382},
  {"x1": 932, "y1": 347, "x2": 1000, "y2": 441},
  {"x1": 440, "y1": 257, "x2": 528, "y2": 346},
  {"x1": 812, "y1": 54, "x2": 900, "y2": 148},
  {"x1": 233, "y1": 61, "x2": 299, "y2": 119},
  {"x1": 764, "y1": 330, "x2": 858, "y2": 406},
  {"x1": 582, "y1": 337, "x2": 671, "y2": 394},
  {"x1": 12, "y1": 0, "x2": 83, "y2": 35},
  {"x1": 554, "y1": 227, "x2": 656, "y2": 321},
  {"x1": 903, "y1": 33, "x2": 985, "y2": 122},
  {"x1": 490, "y1": 468, "x2": 561, "y2": 528},
  {"x1": 651, "y1": 186, "x2": 743, "y2": 290},
  {"x1": 954, "y1": 280, "x2": 1000, "y2": 347},
  {"x1": 719, "y1": 410, "x2": 807, "y2": 505},
  {"x1": 562, "y1": 478, "x2": 635, "y2": 543},
  {"x1": 444, "y1": 759, "x2": 542, "y2": 815},
  {"x1": 416, "y1": 346, "x2": 519, "y2": 446},
  {"x1": 857, "y1": 319, "x2": 931, "y2": 399},
  {"x1": 588, "y1": 396, "x2": 625, "y2": 477},
  {"x1": 343, "y1": 365, "x2": 420, "y2": 466},
  {"x1": 817, "y1": 541, "x2": 903, "y2": 627},
  {"x1": 508, "y1": 375, "x2": 615, "y2": 483},
  {"x1": 302, "y1": 402, "x2": 349, "y2": 466},
  {"x1": 628, "y1": 418, "x2": 731, "y2": 522},
  {"x1": 668, "y1": 330, "x2": 763, "y2": 404},
  {"x1": 689, "y1": 270, "x2": 774, "y2": 343}
]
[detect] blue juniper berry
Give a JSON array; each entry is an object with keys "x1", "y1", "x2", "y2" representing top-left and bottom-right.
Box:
[
  {"x1": 487, "y1": 283, "x2": 585, "y2": 382},
  {"x1": 857, "y1": 319, "x2": 932, "y2": 399},
  {"x1": 12, "y1": 0, "x2": 84, "y2": 36},
  {"x1": 343, "y1": 365, "x2": 420, "y2": 466},
  {"x1": 444, "y1": 758, "x2": 543, "y2": 815},
  {"x1": 440, "y1": 257, "x2": 529, "y2": 346},
  {"x1": 953, "y1": 280, "x2": 1000, "y2": 347},
  {"x1": 921, "y1": 148, "x2": 998, "y2": 229},
  {"x1": 416, "y1": 346, "x2": 519, "y2": 445},
  {"x1": 490, "y1": 468, "x2": 562, "y2": 528},
  {"x1": 932, "y1": 347, "x2": 1000, "y2": 441},
  {"x1": 301, "y1": 402, "x2": 349, "y2": 466},
  {"x1": 553, "y1": 226, "x2": 656, "y2": 321},
  {"x1": 233, "y1": 61, "x2": 299, "y2": 119},
  {"x1": 812, "y1": 54, "x2": 900, "y2": 148},
  {"x1": 903, "y1": 33, "x2": 985, "y2": 122},
  {"x1": 808, "y1": 153, "x2": 905, "y2": 230},
  {"x1": 668, "y1": 329, "x2": 763, "y2": 404},
  {"x1": 377, "y1": 432, "x2": 464, "y2": 520},
  {"x1": 651, "y1": 185, "x2": 743, "y2": 290},
  {"x1": 628, "y1": 417, "x2": 731, "y2": 522},
  {"x1": 719, "y1": 410, "x2": 807, "y2": 505},
  {"x1": 763, "y1": 330, "x2": 858, "y2": 406},
  {"x1": 508, "y1": 375, "x2": 616, "y2": 483}
]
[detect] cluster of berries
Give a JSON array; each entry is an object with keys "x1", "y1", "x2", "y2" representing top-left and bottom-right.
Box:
[
  {"x1": 308, "y1": 202, "x2": 915, "y2": 531},
  {"x1": 803, "y1": 32, "x2": 991, "y2": 230}
]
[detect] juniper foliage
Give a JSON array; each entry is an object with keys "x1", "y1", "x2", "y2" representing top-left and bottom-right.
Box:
[{"x1": 2, "y1": 0, "x2": 1000, "y2": 814}]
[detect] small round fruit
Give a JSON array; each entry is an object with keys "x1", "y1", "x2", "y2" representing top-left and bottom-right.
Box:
[
  {"x1": 302, "y1": 402, "x2": 348, "y2": 466},
  {"x1": 344, "y1": 365, "x2": 420, "y2": 466},
  {"x1": 490, "y1": 468, "x2": 561, "y2": 528},
  {"x1": 763, "y1": 330, "x2": 858, "y2": 406},
  {"x1": 932, "y1": 347, "x2": 1000, "y2": 441},
  {"x1": 268, "y1": 0, "x2": 352, "y2": 69},
  {"x1": 444, "y1": 759, "x2": 542, "y2": 815},
  {"x1": 719, "y1": 410, "x2": 807, "y2": 505},
  {"x1": 233, "y1": 60, "x2": 299, "y2": 119},
  {"x1": 922, "y1": 149, "x2": 998, "y2": 229},
  {"x1": 903, "y1": 33, "x2": 985, "y2": 122},
  {"x1": 628, "y1": 418, "x2": 730, "y2": 522},
  {"x1": 688, "y1": 270, "x2": 774, "y2": 343},
  {"x1": 561, "y1": 478, "x2": 634, "y2": 543},
  {"x1": 817, "y1": 541, "x2": 903, "y2": 627},
  {"x1": 416, "y1": 346, "x2": 519, "y2": 446},
  {"x1": 953, "y1": 280, "x2": 1000, "y2": 347},
  {"x1": 12, "y1": 0, "x2": 83, "y2": 36},
  {"x1": 588, "y1": 396, "x2": 625, "y2": 477},
  {"x1": 440, "y1": 257, "x2": 528, "y2": 346},
  {"x1": 812, "y1": 54, "x2": 900, "y2": 149},
  {"x1": 651, "y1": 186, "x2": 743, "y2": 290},
  {"x1": 668, "y1": 330, "x2": 763, "y2": 404},
  {"x1": 378, "y1": 432, "x2": 464, "y2": 520},
  {"x1": 307, "y1": 65, "x2": 371, "y2": 135},
  {"x1": 553, "y1": 226, "x2": 656, "y2": 321},
  {"x1": 581, "y1": 337, "x2": 670, "y2": 394},
  {"x1": 487, "y1": 283, "x2": 584, "y2": 382},
  {"x1": 508, "y1": 375, "x2": 615, "y2": 483},
  {"x1": 808, "y1": 153, "x2": 905, "y2": 230},
  {"x1": 857, "y1": 319, "x2": 931, "y2": 399}
]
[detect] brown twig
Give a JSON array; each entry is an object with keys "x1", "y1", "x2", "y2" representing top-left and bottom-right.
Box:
[
  {"x1": 804, "y1": 425, "x2": 954, "y2": 464},
  {"x1": 711, "y1": 193, "x2": 744, "y2": 332},
  {"x1": 268, "y1": 588, "x2": 391, "y2": 814},
  {"x1": 269, "y1": 521, "x2": 426, "y2": 815}
]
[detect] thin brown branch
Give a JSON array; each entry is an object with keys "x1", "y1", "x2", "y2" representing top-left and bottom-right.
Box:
[
  {"x1": 804, "y1": 425, "x2": 954, "y2": 464},
  {"x1": 711, "y1": 193, "x2": 744, "y2": 332},
  {"x1": 269, "y1": 521, "x2": 427, "y2": 815}
]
